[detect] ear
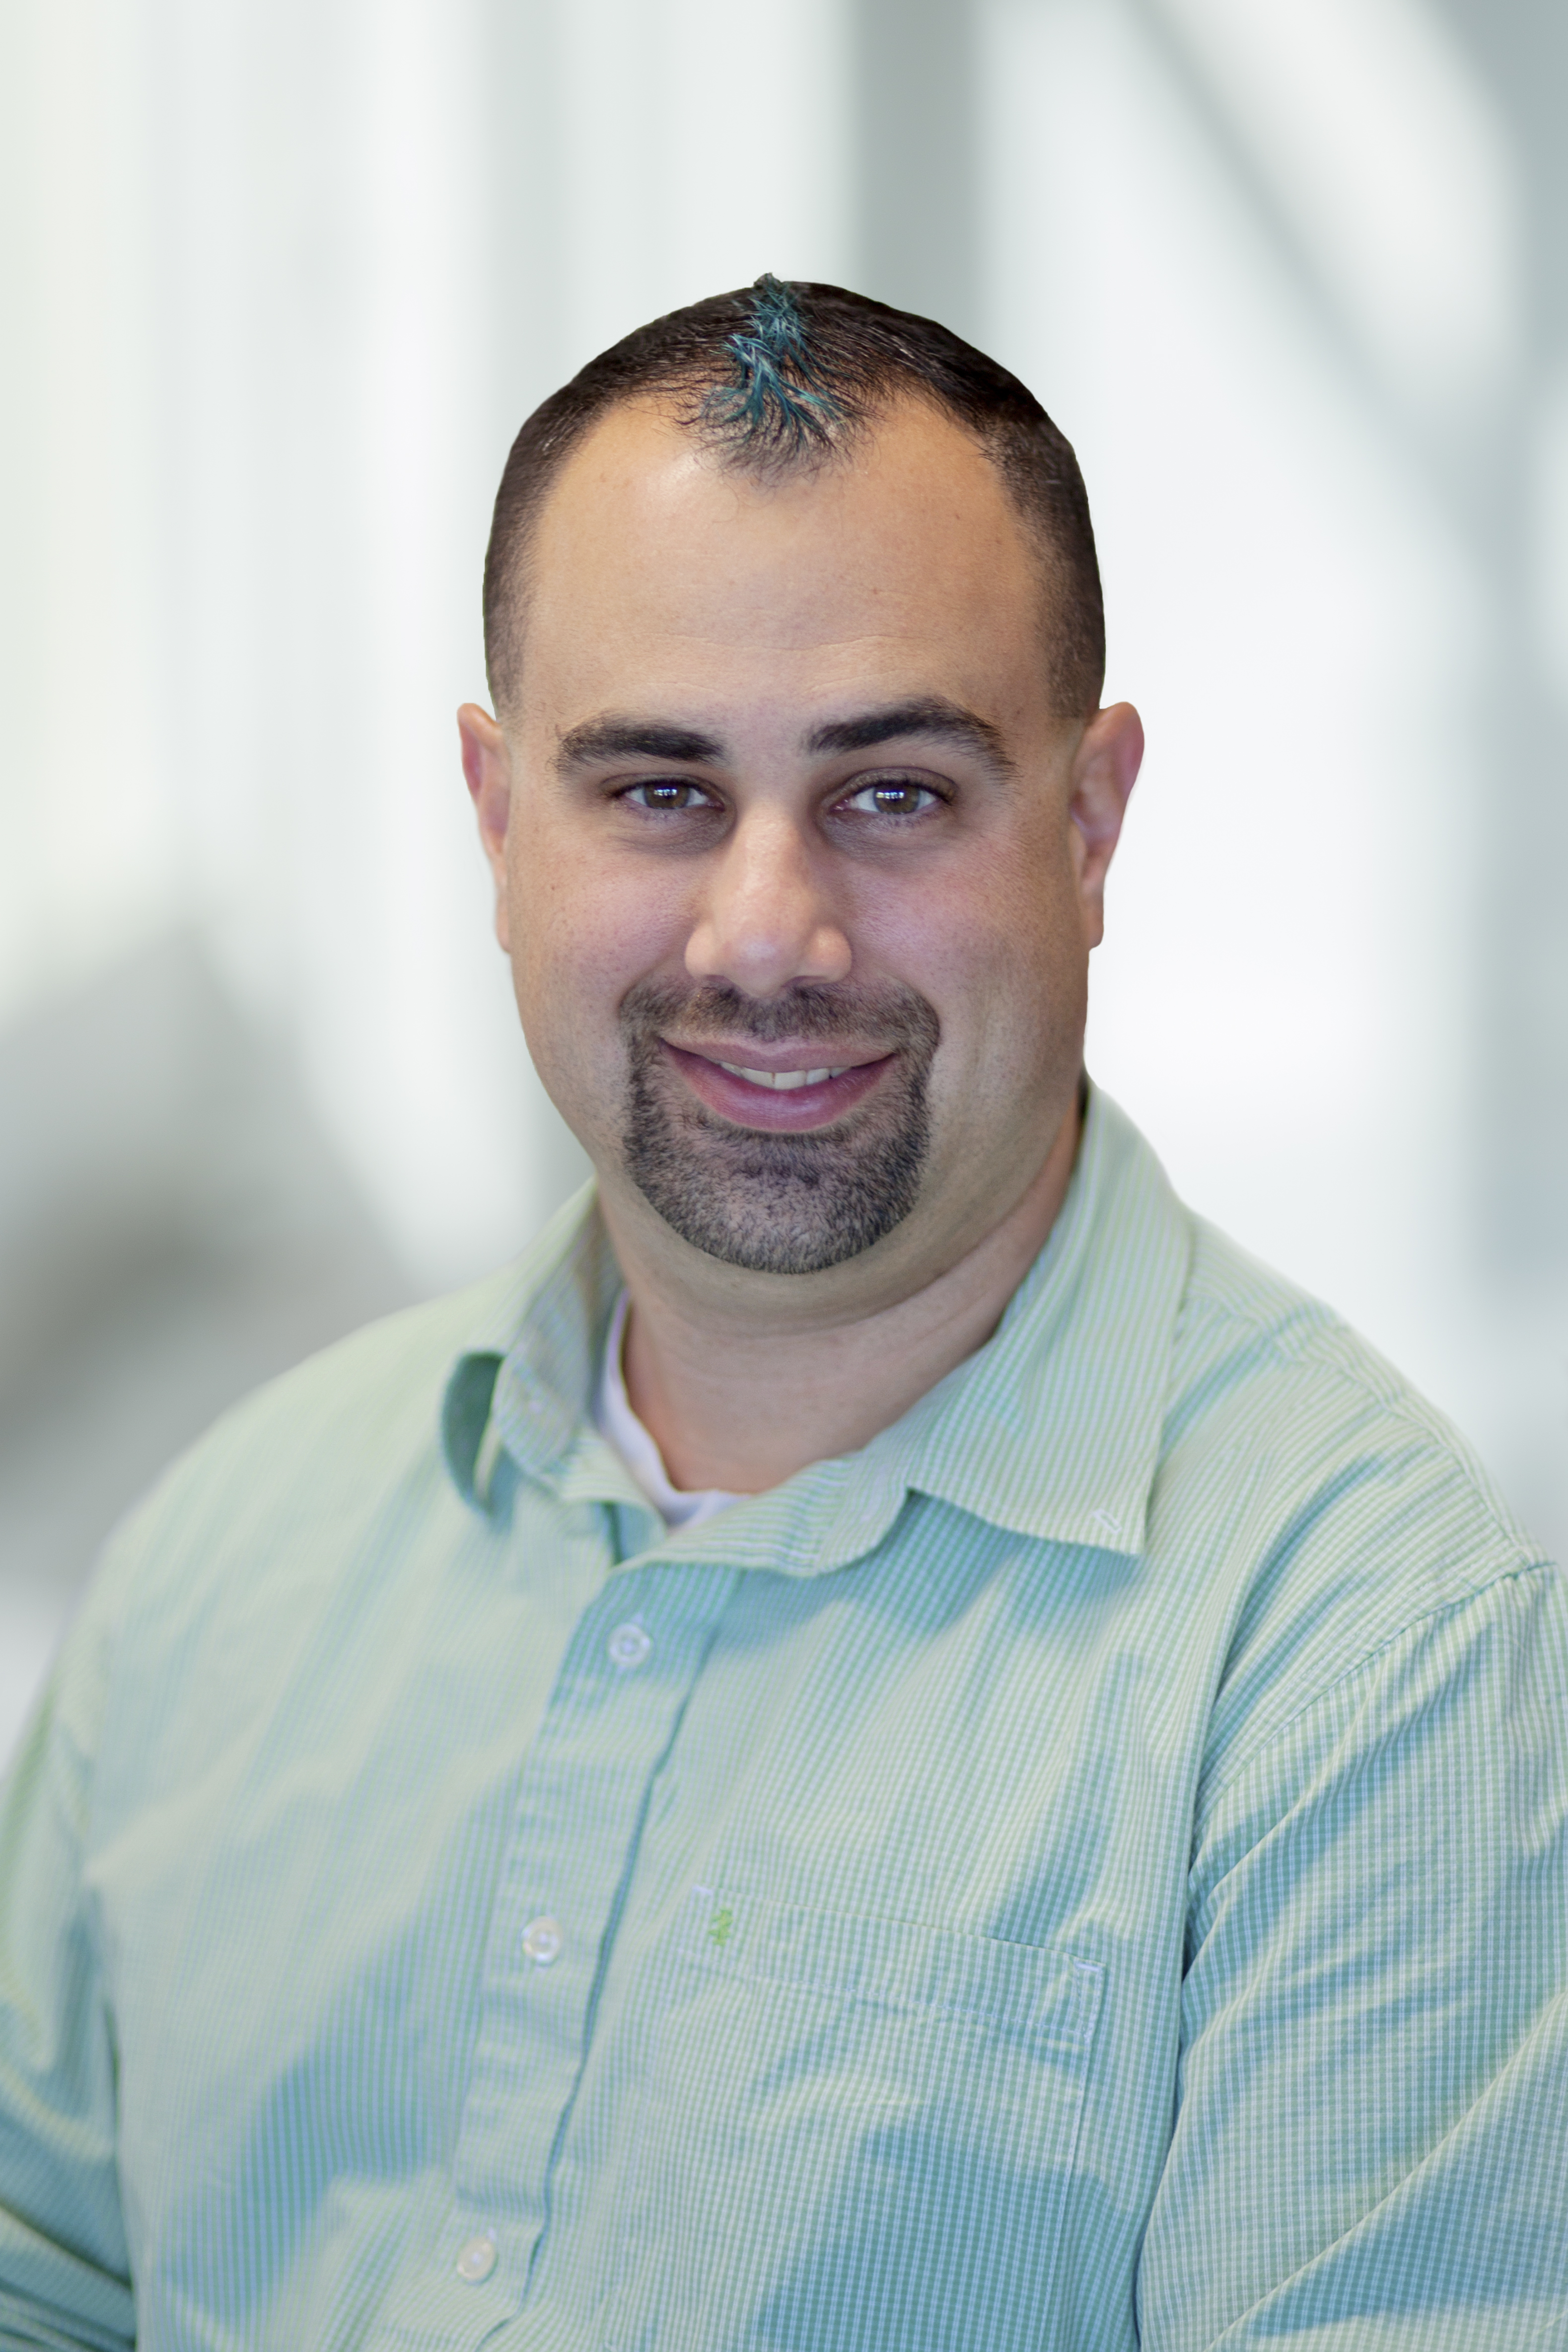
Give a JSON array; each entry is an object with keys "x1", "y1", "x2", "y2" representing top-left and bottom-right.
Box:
[
  {"x1": 457, "y1": 703, "x2": 514, "y2": 951},
  {"x1": 1068, "y1": 702, "x2": 1143, "y2": 950}
]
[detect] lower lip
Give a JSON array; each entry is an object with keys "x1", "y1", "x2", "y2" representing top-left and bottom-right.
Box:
[{"x1": 662, "y1": 1043, "x2": 893, "y2": 1130}]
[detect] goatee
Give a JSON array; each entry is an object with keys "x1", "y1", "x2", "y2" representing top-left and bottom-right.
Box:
[{"x1": 621, "y1": 977, "x2": 940, "y2": 1274}]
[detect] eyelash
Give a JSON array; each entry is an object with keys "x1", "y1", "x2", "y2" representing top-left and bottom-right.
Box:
[
  {"x1": 622, "y1": 780, "x2": 718, "y2": 812},
  {"x1": 618, "y1": 776, "x2": 946, "y2": 819},
  {"x1": 836, "y1": 778, "x2": 944, "y2": 819}
]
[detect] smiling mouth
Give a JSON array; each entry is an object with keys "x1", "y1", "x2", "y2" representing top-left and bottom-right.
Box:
[
  {"x1": 714, "y1": 1061, "x2": 854, "y2": 1091},
  {"x1": 659, "y1": 1040, "x2": 894, "y2": 1130}
]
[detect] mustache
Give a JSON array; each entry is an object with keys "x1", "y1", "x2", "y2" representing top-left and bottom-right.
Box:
[{"x1": 620, "y1": 976, "x2": 940, "y2": 1054}]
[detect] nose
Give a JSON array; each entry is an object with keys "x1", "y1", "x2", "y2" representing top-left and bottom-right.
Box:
[{"x1": 684, "y1": 807, "x2": 852, "y2": 995}]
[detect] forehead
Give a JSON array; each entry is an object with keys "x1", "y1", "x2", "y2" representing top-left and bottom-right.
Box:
[{"x1": 515, "y1": 398, "x2": 1051, "y2": 729}]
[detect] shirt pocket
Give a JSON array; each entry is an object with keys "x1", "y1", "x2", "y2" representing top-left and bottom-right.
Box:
[{"x1": 602, "y1": 1885, "x2": 1105, "y2": 2352}]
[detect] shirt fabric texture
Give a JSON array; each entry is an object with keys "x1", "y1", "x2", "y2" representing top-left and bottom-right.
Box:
[{"x1": 1, "y1": 1089, "x2": 1564, "y2": 2352}]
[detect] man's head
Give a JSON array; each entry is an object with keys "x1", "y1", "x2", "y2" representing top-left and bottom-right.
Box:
[{"x1": 460, "y1": 279, "x2": 1142, "y2": 1313}]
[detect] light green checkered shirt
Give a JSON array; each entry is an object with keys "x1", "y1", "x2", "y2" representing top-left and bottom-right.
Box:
[{"x1": 3, "y1": 1091, "x2": 1565, "y2": 2350}]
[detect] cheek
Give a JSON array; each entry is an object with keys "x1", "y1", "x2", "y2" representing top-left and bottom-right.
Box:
[
  {"x1": 504, "y1": 849, "x2": 686, "y2": 1097},
  {"x1": 876, "y1": 844, "x2": 1082, "y2": 1033},
  {"x1": 891, "y1": 865, "x2": 1088, "y2": 1137}
]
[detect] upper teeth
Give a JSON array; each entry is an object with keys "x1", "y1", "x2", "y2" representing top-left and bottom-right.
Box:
[{"x1": 716, "y1": 1062, "x2": 849, "y2": 1090}]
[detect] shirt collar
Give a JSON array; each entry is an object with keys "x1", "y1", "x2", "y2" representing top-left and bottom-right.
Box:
[
  {"x1": 441, "y1": 1086, "x2": 1191, "y2": 1569},
  {"x1": 439, "y1": 1184, "x2": 624, "y2": 1511},
  {"x1": 864, "y1": 1090, "x2": 1190, "y2": 1559}
]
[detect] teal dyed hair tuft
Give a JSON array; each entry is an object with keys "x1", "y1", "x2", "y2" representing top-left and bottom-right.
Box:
[{"x1": 701, "y1": 274, "x2": 851, "y2": 459}]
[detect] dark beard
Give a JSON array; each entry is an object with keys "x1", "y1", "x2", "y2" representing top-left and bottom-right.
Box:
[{"x1": 621, "y1": 977, "x2": 940, "y2": 1273}]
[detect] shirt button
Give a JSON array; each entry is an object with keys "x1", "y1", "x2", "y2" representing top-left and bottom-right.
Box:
[
  {"x1": 607, "y1": 1621, "x2": 653, "y2": 1672},
  {"x1": 455, "y1": 2233, "x2": 497, "y2": 2283},
  {"x1": 521, "y1": 1914, "x2": 563, "y2": 1966}
]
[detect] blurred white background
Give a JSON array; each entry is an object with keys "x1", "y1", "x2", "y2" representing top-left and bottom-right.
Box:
[{"x1": 3, "y1": 0, "x2": 1565, "y2": 1764}]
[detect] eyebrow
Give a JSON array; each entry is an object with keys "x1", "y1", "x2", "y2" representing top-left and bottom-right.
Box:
[
  {"x1": 804, "y1": 697, "x2": 1014, "y2": 776},
  {"x1": 554, "y1": 694, "x2": 1013, "y2": 780},
  {"x1": 555, "y1": 717, "x2": 727, "y2": 774}
]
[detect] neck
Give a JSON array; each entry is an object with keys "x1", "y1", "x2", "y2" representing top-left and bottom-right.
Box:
[{"x1": 605, "y1": 1098, "x2": 1082, "y2": 1494}]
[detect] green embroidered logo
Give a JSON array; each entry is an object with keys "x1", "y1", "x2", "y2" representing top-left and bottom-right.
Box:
[{"x1": 708, "y1": 1905, "x2": 735, "y2": 1948}]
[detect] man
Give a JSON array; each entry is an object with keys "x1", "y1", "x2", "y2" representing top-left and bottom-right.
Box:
[{"x1": 2, "y1": 279, "x2": 1564, "y2": 2350}]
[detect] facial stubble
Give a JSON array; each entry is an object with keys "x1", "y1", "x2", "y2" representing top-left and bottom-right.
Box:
[{"x1": 621, "y1": 978, "x2": 941, "y2": 1274}]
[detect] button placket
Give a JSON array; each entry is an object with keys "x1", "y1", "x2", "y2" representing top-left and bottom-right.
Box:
[{"x1": 447, "y1": 1563, "x2": 742, "y2": 2227}]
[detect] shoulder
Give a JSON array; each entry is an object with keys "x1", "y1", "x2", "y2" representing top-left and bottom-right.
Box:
[
  {"x1": 1158, "y1": 1212, "x2": 1555, "y2": 1798},
  {"x1": 50, "y1": 1242, "x2": 578, "y2": 1801},
  {"x1": 1169, "y1": 1209, "x2": 1533, "y2": 1579},
  {"x1": 100, "y1": 1177, "x2": 604, "y2": 1582},
  {"x1": 108, "y1": 1266, "x2": 519, "y2": 1567},
  {"x1": 76, "y1": 1204, "x2": 593, "y2": 1693}
]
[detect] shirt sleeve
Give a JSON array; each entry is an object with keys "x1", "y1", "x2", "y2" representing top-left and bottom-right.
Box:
[
  {"x1": 0, "y1": 1571, "x2": 137, "y2": 2352},
  {"x1": 1136, "y1": 1562, "x2": 1568, "y2": 2349}
]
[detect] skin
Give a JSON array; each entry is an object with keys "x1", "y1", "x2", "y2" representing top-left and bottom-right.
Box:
[{"x1": 459, "y1": 395, "x2": 1143, "y2": 1493}]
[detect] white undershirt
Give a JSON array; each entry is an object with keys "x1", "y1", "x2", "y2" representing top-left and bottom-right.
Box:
[{"x1": 593, "y1": 1290, "x2": 742, "y2": 1530}]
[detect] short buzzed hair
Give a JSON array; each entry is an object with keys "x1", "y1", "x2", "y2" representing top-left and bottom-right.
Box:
[{"x1": 483, "y1": 277, "x2": 1105, "y2": 722}]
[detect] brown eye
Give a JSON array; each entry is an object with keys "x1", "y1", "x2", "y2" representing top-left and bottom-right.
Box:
[
  {"x1": 840, "y1": 779, "x2": 941, "y2": 818},
  {"x1": 626, "y1": 779, "x2": 715, "y2": 811}
]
